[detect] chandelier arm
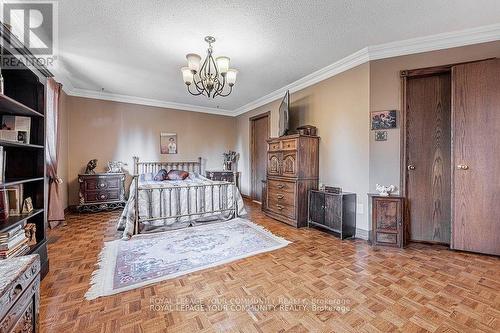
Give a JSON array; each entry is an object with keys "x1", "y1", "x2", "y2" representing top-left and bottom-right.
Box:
[
  {"x1": 192, "y1": 76, "x2": 205, "y2": 92},
  {"x1": 207, "y1": 54, "x2": 212, "y2": 78},
  {"x1": 215, "y1": 84, "x2": 233, "y2": 97},
  {"x1": 194, "y1": 78, "x2": 210, "y2": 98},
  {"x1": 198, "y1": 74, "x2": 210, "y2": 96},
  {"x1": 199, "y1": 50, "x2": 210, "y2": 79},
  {"x1": 212, "y1": 78, "x2": 223, "y2": 97},
  {"x1": 209, "y1": 52, "x2": 219, "y2": 79},
  {"x1": 200, "y1": 56, "x2": 214, "y2": 97},
  {"x1": 195, "y1": 80, "x2": 210, "y2": 98},
  {"x1": 187, "y1": 84, "x2": 203, "y2": 96},
  {"x1": 213, "y1": 75, "x2": 226, "y2": 98}
]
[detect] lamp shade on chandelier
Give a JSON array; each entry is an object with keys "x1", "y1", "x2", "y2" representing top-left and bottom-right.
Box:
[{"x1": 181, "y1": 36, "x2": 238, "y2": 98}]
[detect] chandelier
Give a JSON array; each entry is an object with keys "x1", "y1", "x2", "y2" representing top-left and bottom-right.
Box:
[{"x1": 181, "y1": 36, "x2": 238, "y2": 98}]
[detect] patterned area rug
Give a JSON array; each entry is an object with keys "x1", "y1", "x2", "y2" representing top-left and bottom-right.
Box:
[{"x1": 85, "y1": 218, "x2": 290, "y2": 300}]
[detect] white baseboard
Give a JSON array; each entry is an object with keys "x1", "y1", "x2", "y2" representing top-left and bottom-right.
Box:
[{"x1": 355, "y1": 228, "x2": 369, "y2": 240}]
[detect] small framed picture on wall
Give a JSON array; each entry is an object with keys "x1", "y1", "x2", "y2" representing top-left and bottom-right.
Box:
[
  {"x1": 375, "y1": 131, "x2": 388, "y2": 141},
  {"x1": 160, "y1": 133, "x2": 178, "y2": 154},
  {"x1": 371, "y1": 110, "x2": 397, "y2": 130}
]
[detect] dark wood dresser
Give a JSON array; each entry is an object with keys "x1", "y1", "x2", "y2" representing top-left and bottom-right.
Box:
[
  {"x1": 77, "y1": 173, "x2": 126, "y2": 212},
  {"x1": 0, "y1": 255, "x2": 40, "y2": 333},
  {"x1": 265, "y1": 134, "x2": 319, "y2": 227},
  {"x1": 370, "y1": 194, "x2": 407, "y2": 247},
  {"x1": 308, "y1": 190, "x2": 356, "y2": 239},
  {"x1": 205, "y1": 171, "x2": 239, "y2": 188}
]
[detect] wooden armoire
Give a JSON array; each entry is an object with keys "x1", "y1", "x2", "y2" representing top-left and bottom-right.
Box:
[
  {"x1": 402, "y1": 58, "x2": 500, "y2": 256},
  {"x1": 264, "y1": 134, "x2": 319, "y2": 227}
]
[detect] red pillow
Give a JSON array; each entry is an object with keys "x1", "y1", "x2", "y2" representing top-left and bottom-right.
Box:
[{"x1": 167, "y1": 170, "x2": 189, "y2": 180}]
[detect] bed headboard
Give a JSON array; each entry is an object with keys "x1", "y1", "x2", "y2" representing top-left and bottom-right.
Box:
[{"x1": 133, "y1": 156, "x2": 202, "y2": 175}]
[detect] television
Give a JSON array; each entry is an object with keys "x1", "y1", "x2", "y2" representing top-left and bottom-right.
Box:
[{"x1": 278, "y1": 90, "x2": 290, "y2": 136}]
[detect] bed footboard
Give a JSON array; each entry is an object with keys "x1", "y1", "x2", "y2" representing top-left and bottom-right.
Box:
[{"x1": 132, "y1": 175, "x2": 238, "y2": 235}]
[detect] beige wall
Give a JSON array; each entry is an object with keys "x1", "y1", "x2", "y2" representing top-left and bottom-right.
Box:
[
  {"x1": 57, "y1": 90, "x2": 69, "y2": 210},
  {"x1": 234, "y1": 40, "x2": 500, "y2": 236},
  {"x1": 369, "y1": 41, "x2": 500, "y2": 192},
  {"x1": 66, "y1": 97, "x2": 236, "y2": 205},
  {"x1": 236, "y1": 63, "x2": 371, "y2": 231},
  {"x1": 59, "y1": 40, "x2": 500, "y2": 231}
]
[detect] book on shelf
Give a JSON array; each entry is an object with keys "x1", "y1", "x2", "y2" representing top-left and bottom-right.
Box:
[
  {"x1": 0, "y1": 229, "x2": 26, "y2": 251},
  {"x1": 0, "y1": 238, "x2": 29, "y2": 259},
  {"x1": 0, "y1": 224, "x2": 22, "y2": 239}
]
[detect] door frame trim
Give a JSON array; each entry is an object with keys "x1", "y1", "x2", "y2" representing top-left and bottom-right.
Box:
[{"x1": 250, "y1": 111, "x2": 271, "y2": 202}]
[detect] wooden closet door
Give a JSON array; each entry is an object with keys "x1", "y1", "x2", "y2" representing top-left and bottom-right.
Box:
[
  {"x1": 452, "y1": 59, "x2": 500, "y2": 255},
  {"x1": 406, "y1": 73, "x2": 451, "y2": 243}
]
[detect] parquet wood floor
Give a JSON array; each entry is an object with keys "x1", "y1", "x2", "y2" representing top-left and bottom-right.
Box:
[{"x1": 40, "y1": 200, "x2": 500, "y2": 333}]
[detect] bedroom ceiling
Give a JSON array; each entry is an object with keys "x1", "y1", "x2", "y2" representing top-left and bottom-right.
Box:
[{"x1": 54, "y1": 0, "x2": 500, "y2": 115}]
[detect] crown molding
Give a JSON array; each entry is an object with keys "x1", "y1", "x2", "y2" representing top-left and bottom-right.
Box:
[
  {"x1": 233, "y1": 48, "x2": 370, "y2": 115},
  {"x1": 53, "y1": 23, "x2": 500, "y2": 117},
  {"x1": 367, "y1": 23, "x2": 500, "y2": 61},
  {"x1": 234, "y1": 23, "x2": 500, "y2": 116},
  {"x1": 51, "y1": 63, "x2": 233, "y2": 115},
  {"x1": 65, "y1": 88, "x2": 234, "y2": 116}
]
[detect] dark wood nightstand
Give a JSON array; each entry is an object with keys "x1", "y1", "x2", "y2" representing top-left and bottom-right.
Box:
[
  {"x1": 77, "y1": 173, "x2": 126, "y2": 212},
  {"x1": 369, "y1": 194, "x2": 407, "y2": 248},
  {"x1": 205, "y1": 170, "x2": 239, "y2": 188}
]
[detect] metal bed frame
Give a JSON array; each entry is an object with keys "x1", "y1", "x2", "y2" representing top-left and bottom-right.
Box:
[{"x1": 132, "y1": 156, "x2": 238, "y2": 235}]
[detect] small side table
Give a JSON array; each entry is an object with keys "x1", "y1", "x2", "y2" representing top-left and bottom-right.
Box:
[
  {"x1": 308, "y1": 190, "x2": 357, "y2": 239},
  {"x1": 369, "y1": 194, "x2": 407, "y2": 248},
  {"x1": 205, "y1": 170, "x2": 239, "y2": 188}
]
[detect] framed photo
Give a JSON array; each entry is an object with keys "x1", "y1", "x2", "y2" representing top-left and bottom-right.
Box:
[
  {"x1": 5, "y1": 187, "x2": 21, "y2": 216},
  {"x1": 371, "y1": 110, "x2": 397, "y2": 130},
  {"x1": 22, "y1": 197, "x2": 34, "y2": 214},
  {"x1": 0, "y1": 190, "x2": 9, "y2": 220},
  {"x1": 160, "y1": 133, "x2": 177, "y2": 154},
  {"x1": 375, "y1": 131, "x2": 388, "y2": 141}
]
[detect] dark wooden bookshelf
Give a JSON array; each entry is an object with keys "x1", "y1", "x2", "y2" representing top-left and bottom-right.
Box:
[
  {"x1": 0, "y1": 177, "x2": 45, "y2": 187},
  {"x1": 0, "y1": 30, "x2": 51, "y2": 278},
  {"x1": 0, "y1": 93, "x2": 44, "y2": 117},
  {"x1": 0, "y1": 140, "x2": 44, "y2": 149},
  {"x1": 0, "y1": 209, "x2": 44, "y2": 233},
  {"x1": 29, "y1": 238, "x2": 47, "y2": 253}
]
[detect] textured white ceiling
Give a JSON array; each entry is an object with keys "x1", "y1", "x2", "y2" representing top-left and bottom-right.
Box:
[{"x1": 55, "y1": 0, "x2": 500, "y2": 112}]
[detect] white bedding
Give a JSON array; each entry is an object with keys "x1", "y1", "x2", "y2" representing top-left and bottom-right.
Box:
[{"x1": 118, "y1": 172, "x2": 246, "y2": 238}]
